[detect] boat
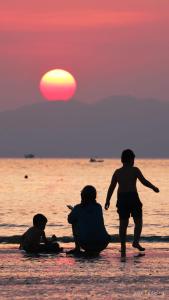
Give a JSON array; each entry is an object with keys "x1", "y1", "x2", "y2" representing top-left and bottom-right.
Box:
[
  {"x1": 89, "y1": 157, "x2": 104, "y2": 163},
  {"x1": 24, "y1": 154, "x2": 35, "y2": 158}
]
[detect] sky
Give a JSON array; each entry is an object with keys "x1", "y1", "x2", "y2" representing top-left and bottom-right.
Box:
[{"x1": 0, "y1": 0, "x2": 169, "y2": 111}]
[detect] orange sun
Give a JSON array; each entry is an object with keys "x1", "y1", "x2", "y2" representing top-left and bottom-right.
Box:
[{"x1": 40, "y1": 69, "x2": 77, "y2": 101}]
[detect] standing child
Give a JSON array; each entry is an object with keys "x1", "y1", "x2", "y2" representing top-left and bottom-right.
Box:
[
  {"x1": 20, "y1": 213, "x2": 63, "y2": 253},
  {"x1": 105, "y1": 149, "x2": 159, "y2": 258}
]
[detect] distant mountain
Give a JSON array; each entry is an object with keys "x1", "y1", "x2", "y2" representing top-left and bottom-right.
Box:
[{"x1": 0, "y1": 96, "x2": 168, "y2": 157}]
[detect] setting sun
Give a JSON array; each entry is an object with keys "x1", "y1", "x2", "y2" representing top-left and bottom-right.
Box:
[{"x1": 40, "y1": 69, "x2": 77, "y2": 101}]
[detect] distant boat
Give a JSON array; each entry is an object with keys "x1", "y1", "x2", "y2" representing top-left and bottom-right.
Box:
[
  {"x1": 89, "y1": 157, "x2": 104, "y2": 163},
  {"x1": 24, "y1": 154, "x2": 35, "y2": 158}
]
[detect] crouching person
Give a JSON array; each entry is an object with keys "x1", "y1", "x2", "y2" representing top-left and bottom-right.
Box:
[{"x1": 68, "y1": 185, "x2": 110, "y2": 255}]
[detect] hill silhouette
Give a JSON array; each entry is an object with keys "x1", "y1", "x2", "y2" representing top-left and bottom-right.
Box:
[{"x1": 0, "y1": 96, "x2": 168, "y2": 157}]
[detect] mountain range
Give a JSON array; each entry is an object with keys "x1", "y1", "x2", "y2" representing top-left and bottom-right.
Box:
[{"x1": 0, "y1": 96, "x2": 168, "y2": 157}]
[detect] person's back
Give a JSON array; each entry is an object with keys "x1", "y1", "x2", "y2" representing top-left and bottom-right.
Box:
[
  {"x1": 115, "y1": 165, "x2": 139, "y2": 193},
  {"x1": 20, "y1": 214, "x2": 47, "y2": 253},
  {"x1": 68, "y1": 185, "x2": 110, "y2": 253},
  {"x1": 21, "y1": 226, "x2": 43, "y2": 252},
  {"x1": 68, "y1": 202, "x2": 109, "y2": 247}
]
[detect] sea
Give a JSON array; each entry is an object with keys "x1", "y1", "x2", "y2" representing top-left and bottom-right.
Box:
[{"x1": 0, "y1": 158, "x2": 169, "y2": 299}]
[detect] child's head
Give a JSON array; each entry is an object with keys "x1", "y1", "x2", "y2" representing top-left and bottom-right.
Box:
[
  {"x1": 81, "y1": 185, "x2": 97, "y2": 206},
  {"x1": 33, "y1": 214, "x2": 47, "y2": 230},
  {"x1": 121, "y1": 149, "x2": 135, "y2": 165}
]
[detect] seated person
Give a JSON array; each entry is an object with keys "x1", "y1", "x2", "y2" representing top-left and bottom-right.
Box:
[
  {"x1": 19, "y1": 213, "x2": 63, "y2": 253},
  {"x1": 68, "y1": 185, "x2": 110, "y2": 255}
]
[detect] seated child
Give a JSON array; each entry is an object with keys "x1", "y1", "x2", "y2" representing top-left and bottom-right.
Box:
[
  {"x1": 68, "y1": 185, "x2": 110, "y2": 255},
  {"x1": 20, "y1": 213, "x2": 63, "y2": 253}
]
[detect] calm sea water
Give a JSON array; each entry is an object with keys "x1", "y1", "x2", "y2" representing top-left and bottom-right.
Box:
[
  {"x1": 1, "y1": 159, "x2": 169, "y2": 299},
  {"x1": 0, "y1": 158, "x2": 168, "y2": 241}
]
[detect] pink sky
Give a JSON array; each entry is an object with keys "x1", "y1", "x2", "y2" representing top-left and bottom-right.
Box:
[{"x1": 0, "y1": 0, "x2": 169, "y2": 110}]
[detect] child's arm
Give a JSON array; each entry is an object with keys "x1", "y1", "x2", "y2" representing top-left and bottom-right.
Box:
[
  {"x1": 41, "y1": 231, "x2": 49, "y2": 244},
  {"x1": 105, "y1": 171, "x2": 118, "y2": 210},
  {"x1": 136, "y1": 168, "x2": 159, "y2": 192},
  {"x1": 68, "y1": 206, "x2": 78, "y2": 224}
]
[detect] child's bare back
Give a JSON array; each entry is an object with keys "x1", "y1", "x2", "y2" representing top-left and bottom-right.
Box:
[
  {"x1": 110, "y1": 165, "x2": 159, "y2": 195},
  {"x1": 114, "y1": 166, "x2": 140, "y2": 193}
]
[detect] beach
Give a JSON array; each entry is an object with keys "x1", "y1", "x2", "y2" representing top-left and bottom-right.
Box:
[
  {"x1": 1, "y1": 243, "x2": 169, "y2": 299},
  {"x1": 0, "y1": 159, "x2": 169, "y2": 299}
]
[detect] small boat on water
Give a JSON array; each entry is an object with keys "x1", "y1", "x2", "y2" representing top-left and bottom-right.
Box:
[
  {"x1": 89, "y1": 157, "x2": 104, "y2": 163},
  {"x1": 24, "y1": 154, "x2": 35, "y2": 158}
]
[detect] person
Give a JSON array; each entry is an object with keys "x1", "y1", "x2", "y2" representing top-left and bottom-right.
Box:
[
  {"x1": 67, "y1": 185, "x2": 110, "y2": 255},
  {"x1": 19, "y1": 213, "x2": 63, "y2": 253},
  {"x1": 105, "y1": 149, "x2": 159, "y2": 258}
]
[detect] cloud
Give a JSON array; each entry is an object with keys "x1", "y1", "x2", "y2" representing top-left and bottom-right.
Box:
[{"x1": 1, "y1": 10, "x2": 157, "y2": 32}]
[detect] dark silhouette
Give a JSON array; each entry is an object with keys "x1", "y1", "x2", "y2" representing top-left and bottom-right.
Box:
[
  {"x1": 19, "y1": 214, "x2": 63, "y2": 253},
  {"x1": 24, "y1": 154, "x2": 35, "y2": 158},
  {"x1": 89, "y1": 157, "x2": 104, "y2": 163},
  {"x1": 105, "y1": 149, "x2": 159, "y2": 259},
  {"x1": 68, "y1": 185, "x2": 110, "y2": 255}
]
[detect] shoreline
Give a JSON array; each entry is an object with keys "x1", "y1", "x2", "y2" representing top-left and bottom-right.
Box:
[
  {"x1": 1, "y1": 234, "x2": 169, "y2": 244},
  {"x1": 1, "y1": 244, "x2": 169, "y2": 299}
]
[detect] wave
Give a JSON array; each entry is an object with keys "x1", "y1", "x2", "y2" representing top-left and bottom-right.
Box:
[{"x1": 1, "y1": 235, "x2": 169, "y2": 244}]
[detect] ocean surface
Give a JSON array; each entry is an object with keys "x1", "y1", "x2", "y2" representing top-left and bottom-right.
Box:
[
  {"x1": 1, "y1": 159, "x2": 169, "y2": 300},
  {"x1": 0, "y1": 158, "x2": 168, "y2": 240}
]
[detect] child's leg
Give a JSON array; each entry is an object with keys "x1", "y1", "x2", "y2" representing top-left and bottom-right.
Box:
[
  {"x1": 133, "y1": 216, "x2": 142, "y2": 243},
  {"x1": 132, "y1": 217, "x2": 145, "y2": 251},
  {"x1": 119, "y1": 218, "x2": 129, "y2": 256}
]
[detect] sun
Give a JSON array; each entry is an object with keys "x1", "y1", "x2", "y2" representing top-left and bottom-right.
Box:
[{"x1": 40, "y1": 69, "x2": 77, "y2": 101}]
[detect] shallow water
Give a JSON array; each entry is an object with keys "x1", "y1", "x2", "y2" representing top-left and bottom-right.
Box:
[{"x1": 1, "y1": 244, "x2": 169, "y2": 299}]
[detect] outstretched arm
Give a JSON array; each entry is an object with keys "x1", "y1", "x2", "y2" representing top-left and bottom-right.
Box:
[
  {"x1": 105, "y1": 171, "x2": 118, "y2": 210},
  {"x1": 136, "y1": 168, "x2": 159, "y2": 192},
  {"x1": 68, "y1": 206, "x2": 78, "y2": 224}
]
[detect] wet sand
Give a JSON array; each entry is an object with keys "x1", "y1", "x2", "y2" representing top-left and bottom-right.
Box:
[{"x1": 0, "y1": 243, "x2": 169, "y2": 299}]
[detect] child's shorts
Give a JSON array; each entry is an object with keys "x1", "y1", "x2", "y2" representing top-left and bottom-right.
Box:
[{"x1": 116, "y1": 192, "x2": 142, "y2": 219}]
